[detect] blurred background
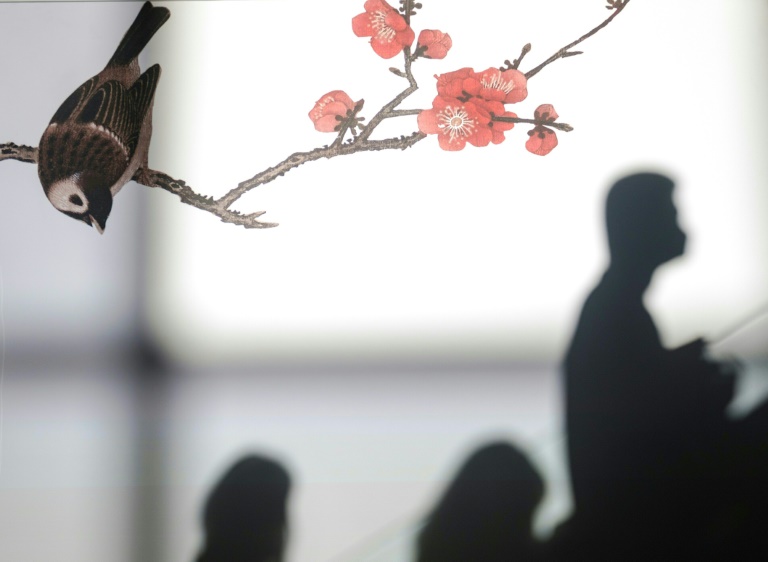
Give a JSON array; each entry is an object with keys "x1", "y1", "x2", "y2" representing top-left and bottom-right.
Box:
[{"x1": 0, "y1": 1, "x2": 766, "y2": 560}]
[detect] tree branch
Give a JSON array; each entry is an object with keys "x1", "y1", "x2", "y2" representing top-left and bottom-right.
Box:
[
  {"x1": 140, "y1": 170, "x2": 277, "y2": 229},
  {"x1": 385, "y1": 109, "x2": 422, "y2": 119},
  {"x1": 524, "y1": 0, "x2": 630, "y2": 79},
  {"x1": 216, "y1": 131, "x2": 426, "y2": 212},
  {"x1": 357, "y1": 46, "x2": 419, "y2": 142},
  {"x1": 0, "y1": 142, "x2": 38, "y2": 164},
  {"x1": 491, "y1": 116, "x2": 574, "y2": 132},
  {"x1": 1, "y1": 130, "x2": 426, "y2": 229}
]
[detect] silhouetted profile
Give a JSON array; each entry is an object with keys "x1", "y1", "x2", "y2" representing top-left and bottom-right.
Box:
[
  {"x1": 196, "y1": 455, "x2": 290, "y2": 562},
  {"x1": 416, "y1": 441, "x2": 544, "y2": 562},
  {"x1": 562, "y1": 172, "x2": 768, "y2": 558}
]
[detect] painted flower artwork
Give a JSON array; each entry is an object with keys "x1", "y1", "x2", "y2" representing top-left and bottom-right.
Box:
[
  {"x1": 352, "y1": 0, "x2": 415, "y2": 59},
  {"x1": 309, "y1": 91, "x2": 361, "y2": 133},
  {"x1": 526, "y1": 104, "x2": 560, "y2": 156},
  {"x1": 416, "y1": 29, "x2": 452, "y2": 59},
  {"x1": 417, "y1": 96, "x2": 516, "y2": 151},
  {"x1": 1, "y1": 0, "x2": 632, "y2": 229}
]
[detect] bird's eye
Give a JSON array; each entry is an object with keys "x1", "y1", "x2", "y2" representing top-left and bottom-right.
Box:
[{"x1": 69, "y1": 194, "x2": 84, "y2": 207}]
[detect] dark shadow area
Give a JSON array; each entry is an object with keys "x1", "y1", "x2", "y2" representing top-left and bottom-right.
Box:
[
  {"x1": 195, "y1": 454, "x2": 291, "y2": 562},
  {"x1": 551, "y1": 172, "x2": 768, "y2": 560},
  {"x1": 416, "y1": 441, "x2": 545, "y2": 562}
]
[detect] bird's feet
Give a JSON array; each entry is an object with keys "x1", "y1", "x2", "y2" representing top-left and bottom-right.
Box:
[{"x1": 133, "y1": 167, "x2": 159, "y2": 187}]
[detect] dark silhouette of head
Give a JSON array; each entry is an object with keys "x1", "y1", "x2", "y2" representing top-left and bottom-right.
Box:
[
  {"x1": 416, "y1": 441, "x2": 545, "y2": 562},
  {"x1": 196, "y1": 455, "x2": 291, "y2": 562},
  {"x1": 605, "y1": 172, "x2": 686, "y2": 273}
]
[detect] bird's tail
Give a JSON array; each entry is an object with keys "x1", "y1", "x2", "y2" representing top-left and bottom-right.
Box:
[{"x1": 108, "y1": 2, "x2": 170, "y2": 67}]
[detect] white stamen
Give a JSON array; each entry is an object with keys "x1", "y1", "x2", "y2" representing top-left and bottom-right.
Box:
[
  {"x1": 481, "y1": 72, "x2": 515, "y2": 95},
  {"x1": 371, "y1": 10, "x2": 397, "y2": 42},
  {"x1": 437, "y1": 106, "x2": 475, "y2": 142}
]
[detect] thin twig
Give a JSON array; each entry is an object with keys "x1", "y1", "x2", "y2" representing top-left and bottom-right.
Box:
[
  {"x1": 492, "y1": 116, "x2": 574, "y2": 132},
  {"x1": 357, "y1": 46, "x2": 419, "y2": 142},
  {"x1": 216, "y1": 47, "x2": 424, "y2": 211},
  {"x1": 504, "y1": 43, "x2": 532, "y2": 71},
  {"x1": 385, "y1": 109, "x2": 422, "y2": 119},
  {"x1": 524, "y1": 0, "x2": 630, "y2": 79}
]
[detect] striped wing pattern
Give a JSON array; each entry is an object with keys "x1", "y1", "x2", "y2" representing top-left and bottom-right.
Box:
[
  {"x1": 76, "y1": 64, "x2": 161, "y2": 157},
  {"x1": 49, "y1": 76, "x2": 99, "y2": 125},
  {"x1": 39, "y1": 65, "x2": 161, "y2": 188}
]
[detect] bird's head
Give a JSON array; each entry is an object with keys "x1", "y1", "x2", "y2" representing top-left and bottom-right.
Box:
[{"x1": 45, "y1": 172, "x2": 113, "y2": 234}]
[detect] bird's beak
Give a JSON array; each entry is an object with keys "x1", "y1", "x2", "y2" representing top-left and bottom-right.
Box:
[{"x1": 89, "y1": 214, "x2": 105, "y2": 235}]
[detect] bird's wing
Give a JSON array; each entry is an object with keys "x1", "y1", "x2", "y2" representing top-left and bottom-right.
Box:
[
  {"x1": 49, "y1": 76, "x2": 99, "y2": 125},
  {"x1": 125, "y1": 64, "x2": 161, "y2": 152},
  {"x1": 76, "y1": 79, "x2": 139, "y2": 156},
  {"x1": 73, "y1": 65, "x2": 161, "y2": 157}
]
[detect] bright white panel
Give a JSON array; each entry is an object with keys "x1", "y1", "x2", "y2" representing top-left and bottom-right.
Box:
[{"x1": 142, "y1": 0, "x2": 768, "y2": 365}]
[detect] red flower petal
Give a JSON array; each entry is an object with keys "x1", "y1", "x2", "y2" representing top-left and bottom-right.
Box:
[
  {"x1": 352, "y1": 13, "x2": 373, "y2": 37},
  {"x1": 371, "y1": 36, "x2": 405, "y2": 59},
  {"x1": 352, "y1": 0, "x2": 413, "y2": 59},
  {"x1": 438, "y1": 133, "x2": 466, "y2": 151},
  {"x1": 417, "y1": 29, "x2": 452, "y2": 59},
  {"x1": 309, "y1": 91, "x2": 357, "y2": 132},
  {"x1": 313, "y1": 115, "x2": 343, "y2": 133},
  {"x1": 534, "y1": 104, "x2": 558, "y2": 122},
  {"x1": 525, "y1": 126, "x2": 558, "y2": 156},
  {"x1": 468, "y1": 125, "x2": 493, "y2": 148},
  {"x1": 477, "y1": 68, "x2": 528, "y2": 104},
  {"x1": 436, "y1": 68, "x2": 481, "y2": 98},
  {"x1": 365, "y1": 0, "x2": 390, "y2": 12},
  {"x1": 385, "y1": 10, "x2": 408, "y2": 31},
  {"x1": 417, "y1": 108, "x2": 441, "y2": 135},
  {"x1": 419, "y1": 96, "x2": 482, "y2": 151}
]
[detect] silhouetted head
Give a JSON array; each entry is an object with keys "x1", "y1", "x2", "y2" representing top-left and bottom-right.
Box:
[
  {"x1": 606, "y1": 172, "x2": 686, "y2": 272},
  {"x1": 197, "y1": 455, "x2": 291, "y2": 562},
  {"x1": 417, "y1": 441, "x2": 545, "y2": 562}
]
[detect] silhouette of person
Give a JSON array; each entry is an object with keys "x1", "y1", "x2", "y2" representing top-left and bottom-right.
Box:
[
  {"x1": 416, "y1": 441, "x2": 545, "y2": 562},
  {"x1": 562, "y1": 172, "x2": 742, "y2": 557},
  {"x1": 195, "y1": 455, "x2": 291, "y2": 562}
]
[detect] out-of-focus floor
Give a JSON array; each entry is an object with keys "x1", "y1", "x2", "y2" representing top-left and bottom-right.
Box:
[
  {"x1": 0, "y1": 359, "x2": 567, "y2": 562},
  {"x1": 2, "y1": 355, "x2": 766, "y2": 562}
]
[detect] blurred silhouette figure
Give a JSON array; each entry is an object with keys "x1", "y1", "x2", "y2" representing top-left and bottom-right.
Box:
[
  {"x1": 196, "y1": 455, "x2": 290, "y2": 562},
  {"x1": 416, "y1": 441, "x2": 545, "y2": 562},
  {"x1": 562, "y1": 172, "x2": 768, "y2": 558}
]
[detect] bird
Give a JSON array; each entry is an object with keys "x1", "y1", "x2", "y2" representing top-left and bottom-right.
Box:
[{"x1": 37, "y1": 1, "x2": 170, "y2": 233}]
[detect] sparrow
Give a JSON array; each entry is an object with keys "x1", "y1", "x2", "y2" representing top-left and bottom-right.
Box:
[{"x1": 38, "y1": 1, "x2": 170, "y2": 233}]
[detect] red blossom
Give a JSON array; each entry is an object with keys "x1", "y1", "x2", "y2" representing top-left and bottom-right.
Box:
[
  {"x1": 435, "y1": 68, "x2": 481, "y2": 99},
  {"x1": 309, "y1": 90, "x2": 358, "y2": 133},
  {"x1": 525, "y1": 104, "x2": 560, "y2": 155},
  {"x1": 418, "y1": 96, "x2": 519, "y2": 151},
  {"x1": 416, "y1": 29, "x2": 452, "y2": 59},
  {"x1": 473, "y1": 98, "x2": 517, "y2": 145},
  {"x1": 352, "y1": 0, "x2": 415, "y2": 59},
  {"x1": 526, "y1": 127, "x2": 558, "y2": 155},
  {"x1": 534, "y1": 103, "x2": 558, "y2": 122},
  {"x1": 477, "y1": 67, "x2": 528, "y2": 104},
  {"x1": 418, "y1": 96, "x2": 486, "y2": 151}
]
